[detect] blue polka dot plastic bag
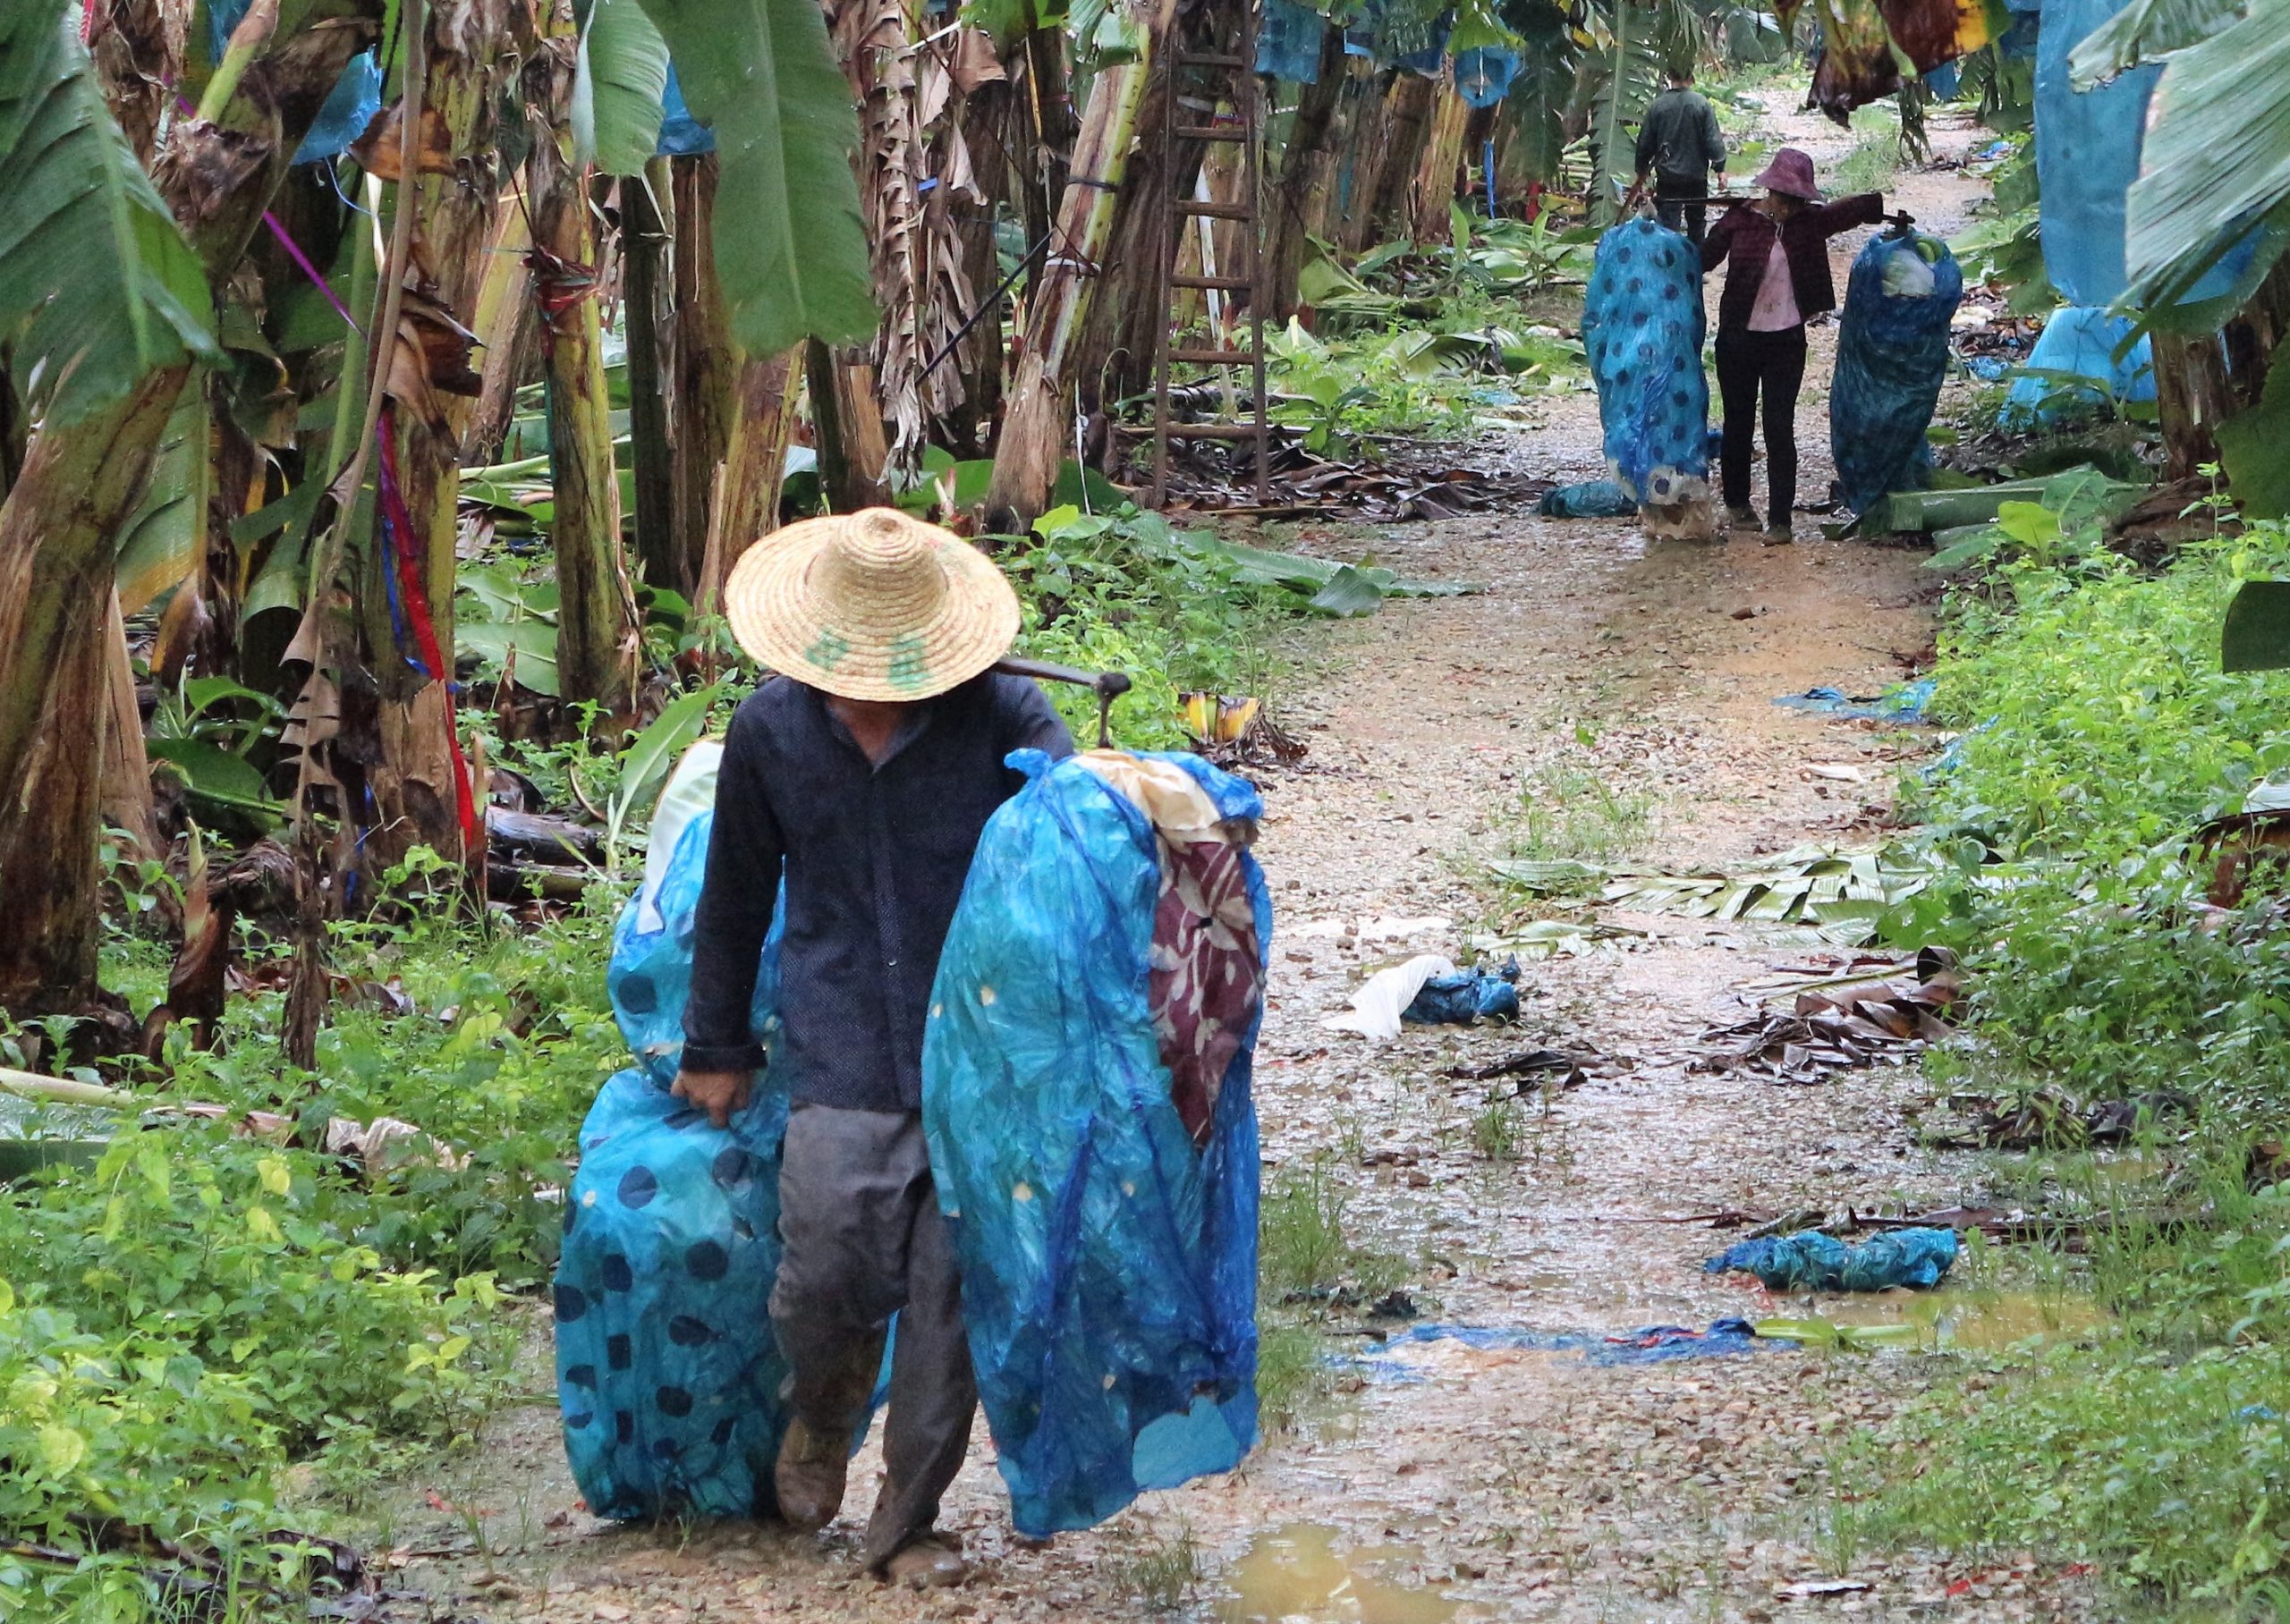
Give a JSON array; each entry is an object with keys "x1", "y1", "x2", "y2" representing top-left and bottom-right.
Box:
[
  {"x1": 556, "y1": 765, "x2": 798, "y2": 1521},
  {"x1": 1830, "y1": 230, "x2": 1963, "y2": 514},
  {"x1": 922, "y1": 750, "x2": 1271, "y2": 1538},
  {"x1": 1582, "y1": 216, "x2": 1709, "y2": 506}
]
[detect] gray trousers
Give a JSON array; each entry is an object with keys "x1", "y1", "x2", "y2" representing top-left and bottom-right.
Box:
[{"x1": 769, "y1": 1104, "x2": 976, "y2": 1567}]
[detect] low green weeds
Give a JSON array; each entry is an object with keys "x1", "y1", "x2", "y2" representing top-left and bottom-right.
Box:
[
  {"x1": 1506, "y1": 757, "x2": 1651, "y2": 868},
  {"x1": 1102, "y1": 1518, "x2": 1204, "y2": 1611},
  {"x1": 1862, "y1": 504, "x2": 2290, "y2": 1604}
]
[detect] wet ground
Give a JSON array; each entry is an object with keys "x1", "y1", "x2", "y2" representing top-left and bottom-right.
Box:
[{"x1": 355, "y1": 103, "x2": 2104, "y2": 1624}]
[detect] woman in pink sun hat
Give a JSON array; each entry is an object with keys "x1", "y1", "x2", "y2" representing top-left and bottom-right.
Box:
[{"x1": 1701, "y1": 147, "x2": 1890, "y2": 543}]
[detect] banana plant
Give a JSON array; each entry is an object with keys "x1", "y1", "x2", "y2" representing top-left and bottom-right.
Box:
[{"x1": 1580, "y1": 0, "x2": 1681, "y2": 223}]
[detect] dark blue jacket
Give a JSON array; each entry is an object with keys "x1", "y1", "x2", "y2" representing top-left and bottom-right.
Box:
[{"x1": 682, "y1": 672, "x2": 1073, "y2": 1110}]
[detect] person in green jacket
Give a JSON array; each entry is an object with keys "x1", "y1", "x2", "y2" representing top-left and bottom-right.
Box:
[{"x1": 1633, "y1": 66, "x2": 1726, "y2": 246}]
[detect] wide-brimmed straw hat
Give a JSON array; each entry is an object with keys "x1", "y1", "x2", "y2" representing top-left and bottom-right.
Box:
[
  {"x1": 1753, "y1": 148, "x2": 1823, "y2": 202},
  {"x1": 723, "y1": 508, "x2": 1021, "y2": 701}
]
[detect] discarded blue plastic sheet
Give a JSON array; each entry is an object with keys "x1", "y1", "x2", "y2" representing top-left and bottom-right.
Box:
[
  {"x1": 1966, "y1": 355, "x2": 2014, "y2": 383},
  {"x1": 1704, "y1": 1227, "x2": 1960, "y2": 1291},
  {"x1": 1583, "y1": 218, "x2": 1709, "y2": 506},
  {"x1": 1539, "y1": 480, "x2": 1638, "y2": 519},
  {"x1": 556, "y1": 762, "x2": 887, "y2": 1522},
  {"x1": 2001, "y1": 307, "x2": 2156, "y2": 428},
  {"x1": 1359, "y1": 1318, "x2": 1771, "y2": 1379},
  {"x1": 1831, "y1": 233, "x2": 1963, "y2": 514},
  {"x1": 1404, "y1": 959, "x2": 1522, "y2": 1025},
  {"x1": 924, "y1": 751, "x2": 1270, "y2": 1538},
  {"x1": 1773, "y1": 678, "x2": 1937, "y2": 723}
]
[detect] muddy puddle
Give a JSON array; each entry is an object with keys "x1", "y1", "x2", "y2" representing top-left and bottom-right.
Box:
[
  {"x1": 1220, "y1": 1523, "x2": 1456, "y2": 1624},
  {"x1": 1767, "y1": 1285, "x2": 2110, "y2": 1352}
]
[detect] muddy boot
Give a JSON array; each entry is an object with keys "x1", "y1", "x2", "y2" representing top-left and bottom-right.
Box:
[
  {"x1": 1726, "y1": 504, "x2": 1761, "y2": 533},
  {"x1": 880, "y1": 1534, "x2": 967, "y2": 1590},
  {"x1": 774, "y1": 1417, "x2": 851, "y2": 1531},
  {"x1": 1763, "y1": 520, "x2": 1795, "y2": 546}
]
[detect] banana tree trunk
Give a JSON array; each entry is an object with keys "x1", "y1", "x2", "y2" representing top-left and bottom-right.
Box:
[
  {"x1": 1266, "y1": 26, "x2": 1347, "y2": 317},
  {"x1": 467, "y1": 196, "x2": 538, "y2": 462},
  {"x1": 1014, "y1": 22, "x2": 1075, "y2": 304},
  {"x1": 698, "y1": 350, "x2": 802, "y2": 623},
  {"x1": 983, "y1": 0, "x2": 1176, "y2": 533},
  {"x1": 807, "y1": 341, "x2": 894, "y2": 512},
  {"x1": 1368, "y1": 72, "x2": 1436, "y2": 244},
  {"x1": 623, "y1": 162, "x2": 679, "y2": 589},
  {"x1": 0, "y1": 369, "x2": 186, "y2": 1014},
  {"x1": 2154, "y1": 334, "x2": 2235, "y2": 479},
  {"x1": 672, "y1": 156, "x2": 737, "y2": 596},
  {"x1": 0, "y1": 1, "x2": 381, "y2": 1018},
  {"x1": 361, "y1": 0, "x2": 511, "y2": 867},
  {"x1": 949, "y1": 78, "x2": 1013, "y2": 454},
  {"x1": 1406, "y1": 73, "x2": 1471, "y2": 241},
  {"x1": 525, "y1": 27, "x2": 638, "y2": 718},
  {"x1": 828, "y1": 0, "x2": 924, "y2": 485}
]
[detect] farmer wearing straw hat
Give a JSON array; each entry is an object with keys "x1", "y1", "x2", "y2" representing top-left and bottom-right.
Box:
[
  {"x1": 675, "y1": 508, "x2": 1073, "y2": 1588},
  {"x1": 1702, "y1": 147, "x2": 1888, "y2": 544}
]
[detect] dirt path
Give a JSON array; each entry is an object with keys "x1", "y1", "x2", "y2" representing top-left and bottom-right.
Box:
[{"x1": 369, "y1": 105, "x2": 2099, "y2": 1624}]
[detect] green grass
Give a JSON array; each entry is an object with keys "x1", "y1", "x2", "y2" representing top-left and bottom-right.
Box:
[
  {"x1": 1857, "y1": 510, "x2": 2290, "y2": 1605},
  {"x1": 1506, "y1": 757, "x2": 1650, "y2": 868},
  {"x1": 1102, "y1": 1519, "x2": 1205, "y2": 1611},
  {"x1": 1472, "y1": 1095, "x2": 1524, "y2": 1162},
  {"x1": 1831, "y1": 114, "x2": 1903, "y2": 198}
]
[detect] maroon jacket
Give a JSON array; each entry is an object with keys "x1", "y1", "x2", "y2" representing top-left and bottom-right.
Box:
[{"x1": 1701, "y1": 193, "x2": 1885, "y2": 331}]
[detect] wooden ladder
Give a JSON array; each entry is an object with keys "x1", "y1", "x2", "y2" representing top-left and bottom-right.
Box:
[{"x1": 1144, "y1": 7, "x2": 1268, "y2": 508}]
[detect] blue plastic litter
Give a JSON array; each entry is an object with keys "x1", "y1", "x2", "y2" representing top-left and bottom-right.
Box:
[
  {"x1": 1257, "y1": 0, "x2": 1327, "y2": 81},
  {"x1": 1361, "y1": 1318, "x2": 1770, "y2": 1377},
  {"x1": 556, "y1": 809, "x2": 805, "y2": 1520},
  {"x1": 1455, "y1": 47, "x2": 1521, "y2": 108},
  {"x1": 656, "y1": 64, "x2": 717, "y2": 156},
  {"x1": 923, "y1": 752, "x2": 1269, "y2": 1539},
  {"x1": 1704, "y1": 1227, "x2": 1960, "y2": 1291},
  {"x1": 1831, "y1": 233, "x2": 1964, "y2": 514},
  {"x1": 1539, "y1": 479, "x2": 1638, "y2": 519},
  {"x1": 2002, "y1": 306, "x2": 2155, "y2": 427},
  {"x1": 1773, "y1": 679, "x2": 1937, "y2": 723},
  {"x1": 1582, "y1": 217, "x2": 1709, "y2": 506},
  {"x1": 1922, "y1": 60, "x2": 1961, "y2": 97},
  {"x1": 1967, "y1": 355, "x2": 2013, "y2": 382},
  {"x1": 1404, "y1": 959, "x2": 1521, "y2": 1025},
  {"x1": 208, "y1": 1, "x2": 378, "y2": 165}
]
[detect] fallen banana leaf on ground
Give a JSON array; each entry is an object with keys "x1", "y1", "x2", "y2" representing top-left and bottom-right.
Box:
[
  {"x1": 1691, "y1": 959, "x2": 1962, "y2": 1083},
  {"x1": 1596, "y1": 847, "x2": 1939, "y2": 943}
]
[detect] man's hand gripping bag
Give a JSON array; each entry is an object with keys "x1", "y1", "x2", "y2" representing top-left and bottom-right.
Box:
[{"x1": 923, "y1": 751, "x2": 1271, "y2": 1536}]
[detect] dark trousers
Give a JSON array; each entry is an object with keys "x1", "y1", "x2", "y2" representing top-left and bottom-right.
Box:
[
  {"x1": 1655, "y1": 197, "x2": 1708, "y2": 247},
  {"x1": 1714, "y1": 325, "x2": 1809, "y2": 523},
  {"x1": 770, "y1": 1104, "x2": 975, "y2": 1568}
]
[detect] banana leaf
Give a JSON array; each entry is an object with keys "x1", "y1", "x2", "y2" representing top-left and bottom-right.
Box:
[
  {"x1": 0, "y1": 4, "x2": 216, "y2": 423},
  {"x1": 2125, "y1": 0, "x2": 2290, "y2": 306}
]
